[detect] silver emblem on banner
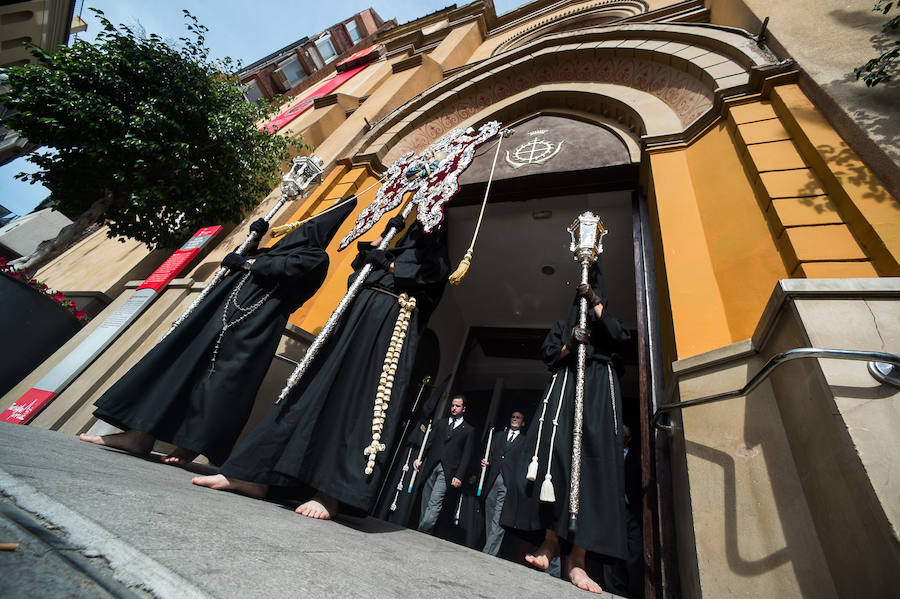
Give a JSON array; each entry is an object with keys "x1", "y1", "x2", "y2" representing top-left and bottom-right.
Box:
[{"x1": 505, "y1": 129, "x2": 564, "y2": 169}]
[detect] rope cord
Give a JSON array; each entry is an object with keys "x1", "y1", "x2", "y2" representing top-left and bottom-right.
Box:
[
  {"x1": 448, "y1": 129, "x2": 511, "y2": 285},
  {"x1": 270, "y1": 173, "x2": 387, "y2": 238}
]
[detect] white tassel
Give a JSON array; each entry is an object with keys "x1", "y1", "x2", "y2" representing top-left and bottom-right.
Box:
[
  {"x1": 540, "y1": 474, "x2": 556, "y2": 503},
  {"x1": 526, "y1": 456, "x2": 539, "y2": 482}
]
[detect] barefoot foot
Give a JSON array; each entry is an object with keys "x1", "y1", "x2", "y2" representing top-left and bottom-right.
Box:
[
  {"x1": 525, "y1": 529, "x2": 560, "y2": 572},
  {"x1": 568, "y1": 566, "x2": 603, "y2": 594},
  {"x1": 295, "y1": 491, "x2": 338, "y2": 520},
  {"x1": 161, "y1": 447, "x2": 199, "y2": 466},
  {"x1": 191, "y1": 474, "x2": 268, "y2": 499},
  {"x1": 79, "y1": 430, "x2": 154, "y2": 456},
  {"x1": 568, "y1": 545, "x2": 603, "y2": 594}
]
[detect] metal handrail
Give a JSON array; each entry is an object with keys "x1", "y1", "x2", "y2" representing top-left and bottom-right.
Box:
[{"x1": 653, "y1": 348, "x2": 900, "y2": 432}]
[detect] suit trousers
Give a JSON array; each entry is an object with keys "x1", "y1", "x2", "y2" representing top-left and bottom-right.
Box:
[
  {"x1": 418, "y1": 463, "x2": 447, "y2": 534},
  {"x1": 482, "y1": 473, "x2": 507, "y2": 555}
]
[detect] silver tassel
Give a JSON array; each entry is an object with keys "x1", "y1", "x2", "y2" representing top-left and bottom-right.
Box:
[
  {"x1": 539, "y1": 368, "x2": 568, "y2": 504},
  {"x1": 526, "y1": 372, "x2": 558, "y2": 482}
]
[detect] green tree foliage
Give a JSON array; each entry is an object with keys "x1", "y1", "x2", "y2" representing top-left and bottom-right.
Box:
[
  {"x1": 1, "y1": 9, "x2": 295, "y2": 255},
  {"x1": 855, "y1": 0, "x2": 900, "y2": 86}
]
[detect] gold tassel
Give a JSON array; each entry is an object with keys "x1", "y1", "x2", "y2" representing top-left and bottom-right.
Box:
[
  {"x1": 269, "y1": 222, "x2": 298, "y2": 238},
  {"x1": 448, "y1": 249, "x2": 472, "y2": 285},
  {"x1": 446, "y1": 129, "x2": 511, "y2": 286},
  {"x1": 526, "y1": 456, "x2": 539, "y2": 482},
  {"x1": 540, "y1": 473, "x2": 556, "y2": 503}
]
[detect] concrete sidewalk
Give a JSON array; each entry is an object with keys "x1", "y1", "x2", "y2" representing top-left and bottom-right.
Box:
[{"x1": 0, "y1": 423, "x2": 622, "y2": 598}]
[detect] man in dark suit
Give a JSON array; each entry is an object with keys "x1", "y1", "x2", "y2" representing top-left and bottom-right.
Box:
[
  {"x1": 414, "y1": 395, "x2": 476, "y2": 534},
  {"x1": 481, "y1": 410, "x2": 526, "y2": 555}
]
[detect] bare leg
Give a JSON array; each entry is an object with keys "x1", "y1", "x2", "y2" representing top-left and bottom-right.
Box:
[
  {"x1": 568, "y1": 545, "x2": 603, "y2": 595},
  {"x1": 191, "y1": 474, "x2": 268, "y2": 499},
  {"x1": 161, "y1": 447, "x2": 199, "y2": 466},
  {"x1": 525, "y1": 528, "x2": 560, "y2": 572},
  {"x1": 79, "y1": 430, "x2": 153, "y2": 456},
  {"x1": 295, "y1": 491, "x2": 338, "y2": 520}
]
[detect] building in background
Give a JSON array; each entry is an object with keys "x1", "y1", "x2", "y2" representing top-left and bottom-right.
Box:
[
  {"x1": 0, "y1": 0, "x2": 85, "y2": 165},
  {"x1": 0, "y1": 207, "x2": 72, "y2": 260},
  {"x1": 4, "y1": 2, "x2": 898, "y2": 598},
  {"x1": 238, "y1": 7, "x2": 394, "y2": 103}
]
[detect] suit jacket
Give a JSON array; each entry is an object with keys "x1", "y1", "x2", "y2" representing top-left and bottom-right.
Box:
[
  {"x1": 484, "y1": 427, "x2": 526, "y2": 492},
  {"x1": 422, "y1": 417, "x2": 476, "y2": 485}
]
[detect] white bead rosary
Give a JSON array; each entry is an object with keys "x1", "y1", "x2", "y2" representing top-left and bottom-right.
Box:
[{"x1": 364, "y1": 292, "x2": 416, "y2": 475}]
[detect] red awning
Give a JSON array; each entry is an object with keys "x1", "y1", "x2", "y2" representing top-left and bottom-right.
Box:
[
  {"x1": 261, "y1": 63, "x2": 369, "y2": 133},
  {"x1": 336, "y1": 43, "x2": 382, "y2": 73}
]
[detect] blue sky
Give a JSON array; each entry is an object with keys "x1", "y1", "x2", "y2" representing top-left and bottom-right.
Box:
[{"x1": 1, "y1": 0, "x2": 523, "y2": 216}]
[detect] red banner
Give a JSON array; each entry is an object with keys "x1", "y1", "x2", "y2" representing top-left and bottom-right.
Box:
[
  {"x1": 137, "y1": 226, "x2": 222, "y2": 292},
  {"x1": 0, "y1": 388, "x2": 56, "y2": 424},
  {"x1": 1, "y1": 225, "x2": 222, "y2": 424},
  {"x1": 262, "y1": 64, "x2": 369, "y2": 133}
]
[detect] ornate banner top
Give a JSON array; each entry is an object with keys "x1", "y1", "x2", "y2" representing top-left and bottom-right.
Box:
[{"x1": 338, "y1": 121, "x2": 501, "y2": 250}]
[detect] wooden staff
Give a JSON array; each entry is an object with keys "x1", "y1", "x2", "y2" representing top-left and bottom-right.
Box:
[
  {"x1": 476, "y1": 427, "x2": 494, "y2": 497},
  {"x1": 163, "y1": 155, "x2": 324, "y2": 338},
  {"x1": 407, "y1": 419, "x2": 432, "y2": 493}
]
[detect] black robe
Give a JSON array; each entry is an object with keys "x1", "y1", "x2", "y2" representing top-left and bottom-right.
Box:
[
  {"x1": 501, "y1": 263, "x2": 631, "y2": 559},
  {"x1": 220, "y1": 221, "x2": 451, "y2": 513},
  {"x1": 92, "y1": 199, "x2": 357, "y2": 465}
]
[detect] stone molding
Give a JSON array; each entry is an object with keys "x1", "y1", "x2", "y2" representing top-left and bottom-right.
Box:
[{"x1": 353, "y1": 23, "x2": 789, "y2": 170}]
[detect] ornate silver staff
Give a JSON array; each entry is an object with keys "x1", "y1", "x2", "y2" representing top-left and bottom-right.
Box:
[
  {"x1": 275, "y1": 197, "x2": 416, "y2": 403},
  {"x1": 566, "y1": 211, "x2": 607, "y2": 533},
  {"x1": 164, "y1": 155, "x2": 325, "y2": 338}
]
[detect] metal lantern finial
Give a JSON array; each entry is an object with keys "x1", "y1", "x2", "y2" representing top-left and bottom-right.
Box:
[
  {"x1": 282, "y1": 155, "x2": 325, "y2": 198},
  {"x1": 567, "y1": 212, "x2": 607, "y2": 264}
]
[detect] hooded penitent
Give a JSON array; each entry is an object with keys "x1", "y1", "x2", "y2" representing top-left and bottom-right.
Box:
[
  {"x1": 92, "y1": 198, "x2": 357, "y2": 465},
  {"x1": 500, "y1": 257, "x2": 631, "y2": 560},
  {"x1": 218, "y1": 219, "x2": 451, "y2": 513}
]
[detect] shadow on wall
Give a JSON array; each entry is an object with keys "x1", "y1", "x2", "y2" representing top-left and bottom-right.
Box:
[
  {"x1": 820, "y1": 8, "x2": 900, "y2": 168},
  {"x1": 786, "y1": 99, "x2": 898, "y2": 209},
  {"x1": 683, "y1": 440, "x2": 791, "y2": 578}
]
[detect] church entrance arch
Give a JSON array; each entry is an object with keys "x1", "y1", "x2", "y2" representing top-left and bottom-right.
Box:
[{"x1": 374, "y1": 112, "x2": 660, "y2": 591}]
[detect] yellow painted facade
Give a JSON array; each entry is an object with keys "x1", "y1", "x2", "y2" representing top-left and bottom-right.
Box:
[{"x1": 8, "y1": 1, "x2": 899, "y2": 597}]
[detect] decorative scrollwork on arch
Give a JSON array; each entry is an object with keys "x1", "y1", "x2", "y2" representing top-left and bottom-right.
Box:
[{"x1": 491, "y1": 0, "x2": 649, "y2": 57}]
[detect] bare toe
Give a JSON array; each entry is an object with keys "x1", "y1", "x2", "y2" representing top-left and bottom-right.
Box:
[
  {"x1": 525, "y1": 553, "x2": 550, "y2": 572},
  {"x1": 295, "y1": 492, "x2": 337, "y2": 520},
  {"x1": 162, "y1": 448, "x2": 199, "y2": 466}
]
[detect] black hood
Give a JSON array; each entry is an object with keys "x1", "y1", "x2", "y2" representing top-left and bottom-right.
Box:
[{"x1": 272, "y1": 196, "x2": 358, "y2": 254}]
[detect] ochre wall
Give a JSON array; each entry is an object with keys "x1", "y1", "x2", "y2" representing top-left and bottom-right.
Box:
[{"x1": 649, "y1": 82, "x2": 898, "y2": 359}]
